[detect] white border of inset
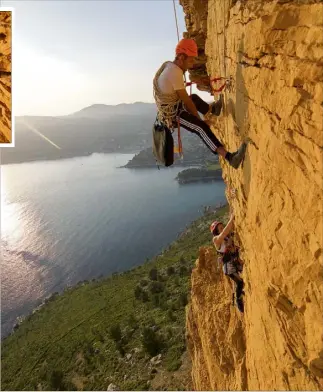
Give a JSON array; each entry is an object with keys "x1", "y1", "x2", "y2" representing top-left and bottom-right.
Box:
[{"x1": 0, "y1": 6, "x2": 14, "y2": 147}]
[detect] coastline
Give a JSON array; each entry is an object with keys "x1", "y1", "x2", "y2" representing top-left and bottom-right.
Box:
[
  {"x1": 2, "y1": 203, "x2": 229, "y2": 391},
  {"x1": 4, "y1": 202, "x2": 228, "y2": 340}
]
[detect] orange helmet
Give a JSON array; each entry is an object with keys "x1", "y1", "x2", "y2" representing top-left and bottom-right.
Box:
[
  {"x1": 210, "y1": 221, "x2": 221, "y2": 235},
  {"x1": 175, "y1": 38, "x2": 198, "y2": 57}
]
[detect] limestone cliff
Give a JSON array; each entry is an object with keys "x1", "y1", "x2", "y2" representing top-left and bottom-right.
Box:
[
  {"x1": 180, "y1": 0, "x2": 323, "y2": 390},
  {"x1": 0, "y1": 11, "x2": 11, "y2": 143}
]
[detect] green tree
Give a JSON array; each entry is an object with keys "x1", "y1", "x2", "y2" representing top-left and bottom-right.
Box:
[
  {"x1": 149, "y1": 268, "x2": 158, "y2": 281},
  {"x1": 141, "y1": 327, "x2": 162, "y2": 357},
  {"x1": 109, "y1": 324, "x2": 122, "y2": 343},
  {"x1": 167, "y1": 309, "x2": 176, "y2": 322},
  {"x1": 178, "y1": 292, "x2": 188, "y2": 307},
  {"x1": 134, "y1": 285, "x2": 143, "y2": 300},
  {"x1": 49, "y1": 370, "x2": 65, "y2": 391},
  {"x1": 179, "y1": 265, "x2": 187, "y2": 277},
  {"x1": 166, "y1": 266, "x2": 175, "y2": 276},
  {"x1": 127, "y1": 313, "x2": 138, "y2": 329},
  {"x1": 149, "y1": 281, "x2": 164, "y2": 294}
]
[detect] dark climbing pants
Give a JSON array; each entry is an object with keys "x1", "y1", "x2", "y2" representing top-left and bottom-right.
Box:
[
  {"x1": 228, "y1": 272, "x2": 244, "y2": 299},
  {"x1": 176, "y1": 94, "x2": 223, "y2": 154}
]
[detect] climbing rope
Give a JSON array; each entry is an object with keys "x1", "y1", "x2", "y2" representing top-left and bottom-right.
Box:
[
  {"x1": 211, "y1": 0, "x2": 238, "y2": 226},
  {"x1": 169, "y1": 0, "x2": 233, "y2": 159},
  {"x1": 223, "y1": 0, "x2": 230, "y2": 153},
  {"x1": 153, "y1": 62, "x2": 181, "y2": 129},
  {"x1": 172, "y1": 0, "x2": 180, "y2": 42},
  {"x1": 172, "y1": 0, "x2": 185, "y2": 158}
]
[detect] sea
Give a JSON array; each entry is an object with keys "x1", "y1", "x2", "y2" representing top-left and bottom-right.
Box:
[{"x1": 1, "y1": 153, "x2": 226, "y2": 338}]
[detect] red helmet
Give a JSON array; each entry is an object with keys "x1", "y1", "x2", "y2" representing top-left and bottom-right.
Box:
[
  {"x1": 210, "y1": 220, "x2": 221, "y2": 234},
  {"x1": 175, "y1": 38, "x2": 198, "y2": 57}
]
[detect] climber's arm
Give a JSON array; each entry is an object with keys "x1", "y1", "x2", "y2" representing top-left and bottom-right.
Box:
[
  {"x1": 176, "y1": 89, "x2": 202, "y2": 120},
  {"x1": 214, "y1": 214, "x2": 234, "y2": 247}
]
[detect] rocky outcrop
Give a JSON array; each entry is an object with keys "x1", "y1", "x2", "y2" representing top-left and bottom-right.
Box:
[
  {"x1": 186, "y1": 246, "x2": 247, "y2": 390},
  {"x1": 0, "y1": 11, "x2": 11, "y2": 143},
  {"x1": 180, "y1": 0, "x2": 210, "y2": 92},
  {"x1": 181, "y1": 0, "x2": 323, "y2": 390}
]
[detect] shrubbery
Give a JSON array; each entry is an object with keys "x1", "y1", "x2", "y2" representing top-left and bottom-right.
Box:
[
  {"x1": 134, "y1": 285, "x2": 149, "y2": 302},
  {"x1": 167, "y1": 309, "x2": 176, "y2": 322},
  {"x1": 109, "y1": 324, "x2": 122, "y2": 342},
  {"x1": 179, "y1": 265, "x2": 187, "y2": 277},
  {"x1": 149, "y1": 281, "x2": 164, "y2": 294},
  {"x1": 178, "y1": 293, "x2": 188, "y2": 307},
  {"x1": 149, "y1": 268, "x2": 158, "y2": 281},
  {"x1": 166, "y1": 266, "x2": 175, "y2": 276},
  {"x1": 141, "y1": 327, "x2": 163, "y2": 357},
  {"x1": 49, "y1": 370, "x2": 66, "y2": 391}
]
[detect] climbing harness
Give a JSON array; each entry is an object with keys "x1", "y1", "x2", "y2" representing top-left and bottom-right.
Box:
[
  {"x1": 153, "y1": 61, "x2": 182, "y2": 163},
  {"x1": 216, "y1": 234, "x2": 240, "y2": 266}
]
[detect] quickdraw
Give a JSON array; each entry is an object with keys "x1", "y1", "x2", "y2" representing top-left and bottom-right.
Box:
[{"x1": 185, "y1": 75, "x2": 234, "y2": 95}]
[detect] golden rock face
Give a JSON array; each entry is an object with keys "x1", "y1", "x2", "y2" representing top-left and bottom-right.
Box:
[
  {"x1": 0, "y1": 10, "x2": 12, "y2": 143},
  {"x1": 181, "y1": 0, "x2": 323, "y2": 390}
]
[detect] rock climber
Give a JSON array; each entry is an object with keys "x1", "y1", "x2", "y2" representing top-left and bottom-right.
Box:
[
  {"x1": 153, "y1": 37, "x2": 247, "y2": 169},
  {"x1": 210, "y1": 212, "x2": 245, "y2": 312}
]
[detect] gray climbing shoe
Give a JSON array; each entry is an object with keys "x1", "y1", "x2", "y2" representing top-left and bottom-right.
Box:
[
  {"x1": 211, "y1": 94, "x2": 224, "y2": 116},
  {"x1": 229, "y1": 141, "x2": 247, "y2": 169}
]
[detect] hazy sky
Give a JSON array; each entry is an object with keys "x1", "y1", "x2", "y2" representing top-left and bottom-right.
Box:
[{"x1": 3, "y1": 0, "x2": 211, "y2": 116}]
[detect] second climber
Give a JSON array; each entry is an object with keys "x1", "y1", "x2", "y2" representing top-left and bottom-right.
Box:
[{"x1": 210, "y1": 212, "x2": 245, "y2": 312}]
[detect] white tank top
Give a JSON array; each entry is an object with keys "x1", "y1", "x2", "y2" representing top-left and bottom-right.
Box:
[
  {"x1": 217, "y1": 242, "x2": 227, "y2": 254},
  {"x1": 213, "y1": 237, "x2": 227, "y2": 254},
  {"x1": 157, "y1": 62, "x2": 185, "y2": 95}
]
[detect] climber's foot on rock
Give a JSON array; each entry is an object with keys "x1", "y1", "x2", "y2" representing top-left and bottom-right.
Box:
[
  {"x1": 228, "y1": 141, "x2": 248, "y2": 169},
  {"x1": 210, "y1": 94, "x2": 224, "y2": 116}
]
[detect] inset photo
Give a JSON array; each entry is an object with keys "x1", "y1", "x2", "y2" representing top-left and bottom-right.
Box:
[{"x1": 0, "y1": 8, "x2": 13, "y2": 145}]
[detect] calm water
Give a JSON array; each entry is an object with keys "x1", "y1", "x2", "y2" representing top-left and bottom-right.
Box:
[{"x1": 1, "y1": 153, "x2": 225, "y2": 338}]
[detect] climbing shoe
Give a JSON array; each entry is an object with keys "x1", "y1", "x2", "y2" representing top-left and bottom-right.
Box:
[
  {"x1": 210, "y1": 94, "x2": 224, "y2": 116},
  {"x1": 228, "y1": 141, "x2": 247, "y2": 169}
]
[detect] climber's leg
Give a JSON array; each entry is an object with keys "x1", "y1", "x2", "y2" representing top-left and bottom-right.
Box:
[
  {"x1": 190, "y1": 94, "x2": 210, "y2": 115},
  {"x1": 228, "y1": 273, "x2": 245, "y2": 313},
  {"x1": 191, "y1": 94, "x2": 223, "y2": 117},
  {"x1": 177, "y1": 110, "x2": 247, "y2": 169},
  {"x1": 178, "y1": 110, "x2": 229, "y2": 159},
  {"x1": 210, "y1": 95, "x2": 224, "y2": 116},
  {"x1": 228, "y1": 272, "x2": 244, "y2": 299},
  {"x1": 178, "y1": 109, "x2": 222, "y2": 152}
]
